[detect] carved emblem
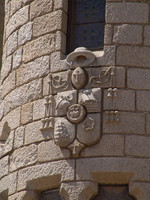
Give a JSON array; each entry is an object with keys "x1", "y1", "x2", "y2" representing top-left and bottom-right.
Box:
[{"x1": 41, "y1": 47, "x2": 119, "y2": 157}]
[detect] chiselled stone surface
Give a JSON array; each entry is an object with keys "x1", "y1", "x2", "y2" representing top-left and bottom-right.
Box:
[
  {"x1": 14, "y1": 126, "x2": 25, "y2": 149},
  {"x1": 33, "y1": 99, "x2": 45, "y2": 120},
  {"x1": 25, "y1": 121, "x2": 53, "y2": 145},
  {"x1": 113, "y1": 24, "x2": 142, "y2": 44},
  {"x1": 30, "y1": 0, "x2": 53, "y2": 20},
  {"x1": 106, "y1": 3, "x2": 149, "y2": 24},
  {"x1": 10, "y1": 144, "x2": 37, "y2": 171},
  {"x1": 136, "y1": 91, "x2": 150, "y2": 111},
  {"x1": 104, "y1": 24, "x2": 112, "y2": 45},
  {"x1": 127, "y1": 68, "x2": 150, "y2": 90},
  {"x1": 33, "y1": 11, "x2": 67, "y2": 37},
  {"x1": 17, "y1": 160, "x2": 75, "y2": 191},
  {"x1": 125, "y1": 135, "x2": 150, "y2": 157},
  {"x1": 38, "y1": 140, "x2": 70, "y2": 162},
  {"x1": 6, "y1": 31, "x2": 18, "y2": 56},
  {"x1": 23, "y1": 34, "x2": 55, "y2": 63},
  {"x1": 10, "y1": 0, "x2": 22, "y2": 16},
  {"x1": 0, "y1": 156, "x2": 8, "y2": 179},
  {"x1": 16, "y1": 56, "x2": 49, "y2": 86},
  {"x1": 13, "y1": 47, "x2": 23, "y2": 70},
  {"x1": 103, "y1": 112, "x2": 145, "y2": 134},
  {"x1": 144, "y1": 25, "x2": 150, "y2": 46},
  {"x1": 18, "y1": 22, "x2": 32, "y2": 46},
  {"x1": 117, "y1": 46, "x2": 150, "y2": 67},
  {"x1": 21, "y1": 102, "x2": 33, "y2": 125},
  {"x1": 1, "y1": 55, "x2": 12, "y2": 83},
  {"x1": 6, "y1": 5, "x2": 29, "y2": 39}
]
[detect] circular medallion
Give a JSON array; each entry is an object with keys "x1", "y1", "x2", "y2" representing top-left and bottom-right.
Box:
[{"x1": 67, "y1": 104, "x2": 86, "y2": 124}]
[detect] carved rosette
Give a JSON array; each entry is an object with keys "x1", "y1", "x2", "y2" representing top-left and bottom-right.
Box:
[{"x1": 41, "y1": 47, "x2": 118, "y2": 157}]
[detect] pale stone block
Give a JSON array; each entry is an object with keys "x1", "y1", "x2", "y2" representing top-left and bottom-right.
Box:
[
  {"x1": 30, "y1": 0, "x2": 53, "y2": 20},
  {"x1": 76, "y1": 157, "x2": 150, "y2": 182},
  {"x1": 38, "y1": 140, "x2": 70, "y2": 162},
  {"x1": 56, "y1": 31, "x2": 66, "y2": 54},
  {"x1": 21, "y1": 102, "x2": 33, "y2": 125},
  {"x1": 144, "y1": 25, "x2": 150, "y2": 46},
  {"x1": 4, "y1": 107, "x2": 21, "y2": 130},
  {"x1": 17, "y1": 160, "x2": 75, "y2": 191},
  {"x1": 125, "y1": 135, "x2": 150, "y2": 157},
  {"x1": 0, "y1": 172, "x2": 17, "y2": 195},
  {"x1": 103, "y1": 89, "x2": 135, "y2": 111},
  {"x1": 6, "y1": 5, "x2": 29, "y2": 38},
  {"x1": 14, "y1": 126, "x2": 25, "y2": 149},
  {"x1": 81, "y1": 134, "x2": 124, "y2": 157},
  {"x1": 54, "y1": 0, "x2": 68, "y2": 12},
  {"x1": 3, "y1": 79, "x2": 42, "y2": 114},
  {"x1": 13, "y1": 47, "x2": 23, "y2": 70},
  {"x1": 113, "y1": 24, "x2": 142, "y2": 44},
  {"x1": 86, "y1": 67, "x2": 126, "y2": 88},
  {"x1": 104, "y1": 24, "x2": 113, "y2": 45},
  {"x1": 6, "y1": 31, "x2": 18, "y2": 56},
  {"x1": 103, "y1": 112, "x2": 145, "y2": 134},
  {"x1": 43, "y1": 74, "x2": 50, "y2": 96},
  {"x1": 117, "y1": 46, "x2": 150, "y2": 67},
  {"x1": 106, "y1": 3, "x2": 149, "y2": 24},
  {"x1": 25, "y1": 121, "x2": 53, "y2": 145},
  {"x1": 5, "y1": 0, "x2": 10, "y2": 25},
  {"x1": 33, "y1": 11, "x2": 67, "y2": 37},
  {"x1": 127, "y1": 68, "x2": 150, "y2": 90},
  {"x1": 0, "y1": 156, "x2": 8, "y2": 179},
  {"x1": 10, "y1": 0, "x2": 22, "y2": 16},
  {"x1": 9, "y1": 191, "x2": 38, "y2": 200},
  {"x1": 10, "y1": 144, "x2": 37, "y2": 171},
  {"x1": 1, "y1": 131, "x2": 14, "y2": 158},
  {"x1": 16, "y1": 56, "x2": 49, "y2": 86},
  {"x1": 136, "y1": 91, "x2": 150, "y2": 111},
  {"x1": 2, "y1": 71, "x2": 16, "y2": 98},
  {"x1": 33, "y1": 99, "x2": 45, "y2": 120},
  {"x1": 23, "y1": 34, "x2": 55, "y2": 63},
  {"x1": 1, "y1": 55, "x2": 12, "y2": 83},
  {"x1": 18, "y1": 22, "x2": 32, "y2": 46}
]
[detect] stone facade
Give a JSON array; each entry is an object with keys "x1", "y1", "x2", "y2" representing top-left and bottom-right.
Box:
[{"x1": 0, "y1": 0, "x2": 150, "y2": 199}]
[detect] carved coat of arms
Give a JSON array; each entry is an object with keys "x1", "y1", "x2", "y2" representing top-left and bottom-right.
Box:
[{"x1": 41, "y1": 47, "x2": 118, "y2": 157}]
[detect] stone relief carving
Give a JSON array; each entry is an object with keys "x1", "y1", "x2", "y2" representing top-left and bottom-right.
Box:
[{"x1": 41, "y1": 47, "x2": 120, "y2": 157}]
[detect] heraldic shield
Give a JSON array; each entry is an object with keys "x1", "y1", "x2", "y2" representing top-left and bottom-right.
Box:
[{"x1": 40, "y1": 47, "x2": 117, "y2": 157}]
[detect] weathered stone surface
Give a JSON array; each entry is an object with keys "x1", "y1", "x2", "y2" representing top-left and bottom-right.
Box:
[
  {"x1": 33, "y1": 99, "x2": 45, "y2": 120},
  {"x1": 6, "y1": 5, "x2": 29, "y2": 38},
  {"x1": 23, "y1": 34, "x2": 55, "y2": 63},
  {"x1": 104, "y1": 24, "x2": 112, "y2": 45},
  {"x1": 113, "y1": 24, "x2": 142, "y2": 44},
  {"x1": 6, "y1": 31, "x2": 18, "y2": 56},
  {"x1": 117, "y1": 46, "x2": 150, "y2": 67},
  {"x1": 127, "y1": 68, "x2": 150, "y2": 90},
  {"x1": 81, "y1": 134, "x2": 124, "y2": 157},
  {"x1": 10, "y1": 144, "x2": 37, "y2": 171},
  {"x1": 106, "y1": 3, "x2": 149, "y2": 24},
  {"x1": 76, "y1": 157, "x2": 150, "y2": 182},
  {"x1": 2, "y1": 71, "x2": 16, "y2": 98},
  {"x1": 54, "y1": 0, "x2": 68, "y2": 12},
  {"x1": 1, "y1": 55, "x2": 12, "y2": 83},
  {"x1": 18, "y1": 22, "x2": 32, "y2": 46},
  {"x1": 125, "y1": 135, "x2": 150, "y2": 157},
  {"x1": 56, "y1": 31, "x2": 66, "y2": 53},
  {"x1": 14, "y1": 126, "x2": 25, "y2": 149},
  {"x1": 30, "y1": 0, "x2": 53, "y2": 20},
  {"x1": 10, "y1": 0, "x2": 22, "y2": 16},
  {"x1": 21, "y1": 102, "x2": 33, "y2": 125},
  {"x1": 103, "y1": 89, "x2": 135, "y2": 111},
  {"x1": 13, "y1": 47, "x2": 23, "y2": 70},
  {"x1": 38, "y1": 140, "x2": 70, "y2": 162},
  {"x1": 25, "y1": 121, "x2": 53, "y2": 145},
  {"x1": 137, "y1": 91, "x2": 150, "y2": 111},
  {"x1": 0, "y1": 156, "x2": 8, "y2": 179},
  {"x1": 17, "y1": 160, "x2": 75, "y2": 191},
  {"x1": 144, "y1": 25, "x2": 150, "y2": 46},
  {"x1": 3, "y1": 79, "x2": 42, "y2": 114},
  {"x1": 103, "y1": 112, "x2": 145, "y2": 134},
  {"x1": 33, "y1": 11, "x2": 67, "y2": 37},
  {"x1": 16, "y1": 56, "x2": 49, "y2": 86}
]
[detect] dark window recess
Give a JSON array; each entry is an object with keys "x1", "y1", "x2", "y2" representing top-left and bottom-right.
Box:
[
  {"x1": 92, "y1": 185, "x2": 135, "y2": 200},
  {"x1": 67, "y1": 0, "x2": 106, "y2": 53},
  {"x1": 40, "y1": 189, "x2": 65, "y2": 200}
]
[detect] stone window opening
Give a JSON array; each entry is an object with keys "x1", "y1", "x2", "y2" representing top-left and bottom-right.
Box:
[
  {"x1": 66, "y1": 0, "x2": 106, "y2": 54},
  {"x1": 92, "y1": 185, "x2": 136, "y2": 200}
]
